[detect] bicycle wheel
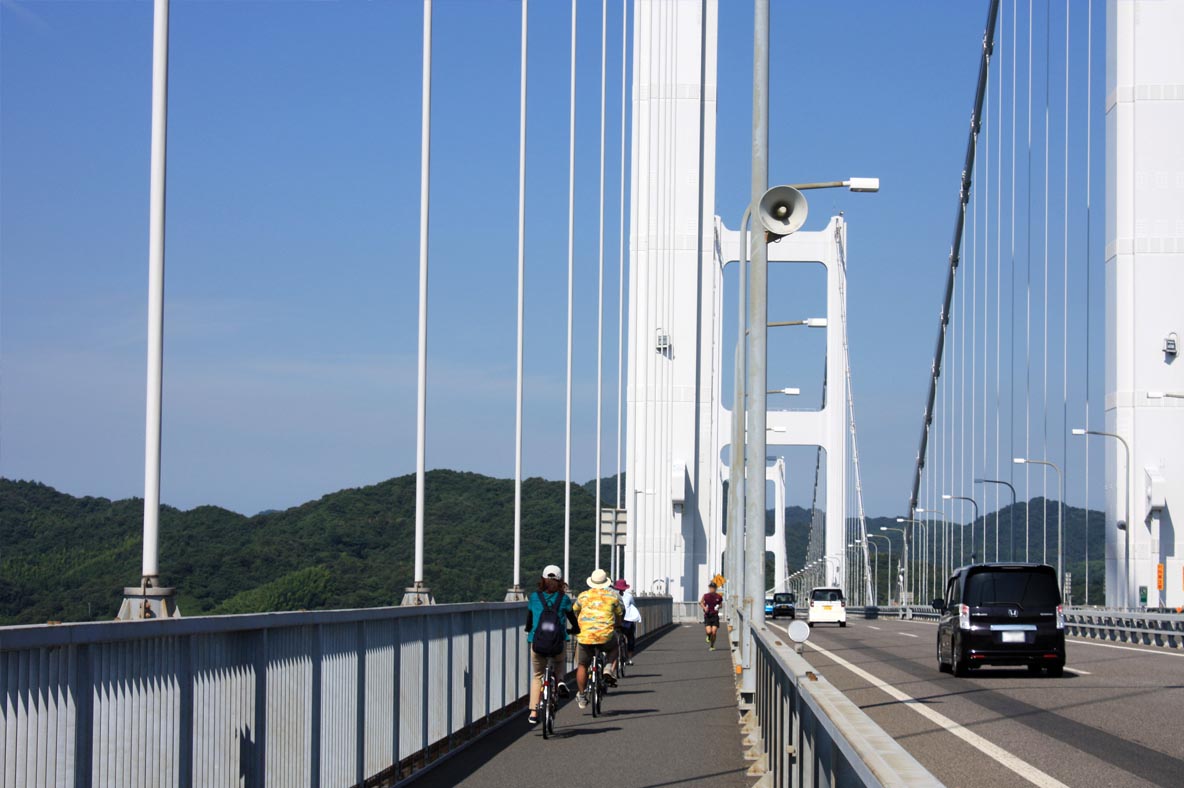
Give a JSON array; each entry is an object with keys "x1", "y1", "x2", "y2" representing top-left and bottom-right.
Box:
[
  {"x1": 590, "y1": 661, "x2": 600, "y2": 717},
  {"x1": 540, "y1": 681, "x2": 551, "y2": 738},
  {"x1": 616, "y1": 635, "x2": 627, "y2": 678}
]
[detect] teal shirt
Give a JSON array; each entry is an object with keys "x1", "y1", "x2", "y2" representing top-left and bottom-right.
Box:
[{"x1": 527, "y1": 591, "x2": 574, "y2": 642}]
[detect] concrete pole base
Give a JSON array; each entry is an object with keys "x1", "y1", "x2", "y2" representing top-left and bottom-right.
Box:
[
  {"x1": 400, "y1": 583, "x2": 435, "y2": 606},
  {"x1": 116, "y1": 581, "x2": 180, "y2": 620},
  {"x1": 504, "y1": 585, "x2": 528, "y2": 602}
]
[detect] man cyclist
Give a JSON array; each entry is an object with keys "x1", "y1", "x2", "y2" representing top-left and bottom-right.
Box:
[
  {"x1": 572, "y1": 568, "x2": 623, "y2": 709},
  {"x1": 524, "y1": 564, "x2": 579, "y2": 725},
  {"x1": 700, "y1": 581, "x2": 723, "y2": 650}
]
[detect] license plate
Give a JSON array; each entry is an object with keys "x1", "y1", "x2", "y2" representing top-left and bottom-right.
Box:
[
  {"x1": 1001, "y1": 631, "x2": 1025, "y2": 643},
  {"x1": 823, "y1": 605, "x2": 833, "y2": 611}
]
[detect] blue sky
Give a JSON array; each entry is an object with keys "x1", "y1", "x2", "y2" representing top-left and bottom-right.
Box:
[{"x1": 1, "y1": 0, "x2": 1105, "y2": 518}]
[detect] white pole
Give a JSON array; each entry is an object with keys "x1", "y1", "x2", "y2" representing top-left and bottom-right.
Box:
[
  {"x1": 141, "y1": 0, "x2": 170, "y2": 584},
  {"x1": 512, "y1": 0, "x2": 528, "y2": 593},
  {"x1": 564, "y1": 0, "x2": 577, "y2": 585},
  {"x1": 595, "y1": 0, "x2": 606, "y2": 571},
  {"x1": 413, "y1": 0, "x2": 432, "y2": 588},
  {"x1": 616, "y1": 0, "x2": 626, "y2": 516}
]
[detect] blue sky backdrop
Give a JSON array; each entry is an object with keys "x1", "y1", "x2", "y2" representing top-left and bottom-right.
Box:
[{"x1": 1, "y1": 0, "x2": 1105, "y2": 519}]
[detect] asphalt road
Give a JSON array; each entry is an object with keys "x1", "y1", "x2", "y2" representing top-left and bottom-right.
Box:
[
  {"x1": 768, "y1": 615, "x2": 1184, "y2": 787},
  {"x1": 411, "y1": 624, "x2": 753, "y2": 788}
]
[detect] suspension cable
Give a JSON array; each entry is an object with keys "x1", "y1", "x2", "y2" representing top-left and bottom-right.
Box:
[
  {"x1": 564, "y1": 0, "x2": 576, "y2": 584},
  {"x1": 595, "y1": 0, "x2": 606, "y2": 570}
]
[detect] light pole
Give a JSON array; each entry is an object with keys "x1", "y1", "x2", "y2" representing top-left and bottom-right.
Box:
[
  {"x1": 865, "y1": 539, "x2": 880, "y2": 605},
  {"x1": 881, "y1": 527, "x2": 907, "y2": 606},
  {"x1": 868, "y1": 535, "x2": 890, "y2": 605},
  {"x1": 1073, "y1": 428, "x2": 1132, "y2": 608},
  {"x1": 975, "y1": 478, "x2": 1016, "y2": 561},
  {"x1": 943, "y1": 494, "x2": 980, "y2": 564},
  {"x1": 916, "y1": 506, "x2": 948, "y2": 590},
  {"x1": 897, "y1": 518, "x2": 927, "y2": 606},
  {"x1": 1015, "y1": 458, "x2": 1064, "y2": 593}
]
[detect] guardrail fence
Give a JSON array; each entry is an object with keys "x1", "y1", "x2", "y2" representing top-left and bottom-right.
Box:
[
  {"x1": 747, "y1": 625, "x2": 940, "y2": 788},
  {"x1": 1, "y1": 596, "x2": 674, "y2": 788}
]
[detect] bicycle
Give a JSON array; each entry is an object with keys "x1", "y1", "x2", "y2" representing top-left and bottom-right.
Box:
[
  {"x1": 615, "y1": 627, "x2": 629, "y2": 678},
  {"x1": 588, "y1": 646, "x2": 609, "y2": 717},
  {"x1": 539, "y1": 660, "x2": 559, "y2": 738}
]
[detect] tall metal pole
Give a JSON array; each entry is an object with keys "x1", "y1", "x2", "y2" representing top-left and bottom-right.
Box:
[
  {"x1": 742, "y1": 0, "x2": 770, "y2": 693},
  {"x1": 563, "y1": 0, "x2": 577, "y2": 585},
  {"x1": 727, "y1": 208, "x2": 750, "y2": 634},
  {"x1": 506, "y1": 0, "x2": 528, "y2": 602},
  {"x1": 403, "y1": 0, "x2": 434, "y2": 606}
]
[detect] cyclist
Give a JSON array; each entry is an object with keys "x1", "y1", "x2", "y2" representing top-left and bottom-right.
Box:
[
  {"x1": 524, "y1": 564, "x2": 578, "y2": 725},
  {"x1": 573, "y1": 568, "x2": 623, "y2": 709},
  {"x1": 612, "y1": 578, "x2": 641, "y2": 667},
  {"x1": 700, "y1": 581, "x2": 723, "y2": 650}
]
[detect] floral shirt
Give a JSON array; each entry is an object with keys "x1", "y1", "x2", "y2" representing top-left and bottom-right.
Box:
[{"x1": 573, "y1": 588, "x2": 624, "y2": 645}]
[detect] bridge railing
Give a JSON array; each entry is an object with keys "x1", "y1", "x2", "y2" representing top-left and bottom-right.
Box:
[
  {"x1": 1, "y1": 603, "x2": 533, "y2": 788},
  {"x1": 747, "y1": 623, "x2": 941, "y2": 787},
  {"x1": 0, "y1": 595, "x2": 675, "y2": 787}
]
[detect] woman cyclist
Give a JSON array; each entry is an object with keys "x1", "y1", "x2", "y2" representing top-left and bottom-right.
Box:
[
  {"x1": 612, "y1": 578, "x2": 641, "y2": 666},
  {"x1": 524, "y1": 564, "x2": 579, "y2": 725}
]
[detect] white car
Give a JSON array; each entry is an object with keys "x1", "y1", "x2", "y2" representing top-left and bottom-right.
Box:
[{"x1": 806, "y1": 586, "x2": 847, "y2": 627}]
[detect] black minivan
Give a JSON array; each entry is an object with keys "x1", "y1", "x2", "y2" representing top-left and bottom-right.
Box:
[{"x1": 933, "y1": 563, "x2": 1066, "y2": 677}]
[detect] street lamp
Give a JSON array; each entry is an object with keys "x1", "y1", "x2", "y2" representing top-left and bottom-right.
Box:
[
  {"x1": 1014, "y1": 458, "x2": 1064, "y2": 592},
  {"x1": 975, "y1": 478, "x2": 1017, "y2": 561},
  {"x1": 767, "y1": 387, "x2": 801, "y2": 396},
  {"x1": 898, "y1": 517, "x2": 928, "y2": 605},
  {"x1": 880, "y1": 527, "x2": 908, "y2": 606},
  {"x1": 868, "y1": 534, "x2": 890, "y2": 605},
  {"x1": 865, "y1": 538, "x2": 881, "y2": 605},
  {"x1": 1072, "y1": 428, "x2": 1132, "y2": 608},
  {"x1": 943, "y1": 494, "x2": 981, "y2": 564},
  {"x1": 916, "y1": 506, "x2": 949, "y2": 585}
]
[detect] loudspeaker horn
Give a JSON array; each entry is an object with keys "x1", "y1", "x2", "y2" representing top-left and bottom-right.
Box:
[{"x1": 756, "y1": 186, "x2": 808, "y2": 237}]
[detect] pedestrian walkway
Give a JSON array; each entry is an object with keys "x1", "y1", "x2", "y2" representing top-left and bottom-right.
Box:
[{"x1": 410, "y1": 623, "x2": 754, "y2": 787}]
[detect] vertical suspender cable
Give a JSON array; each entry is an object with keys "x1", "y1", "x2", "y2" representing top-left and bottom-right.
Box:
[
  {"x1": 595, "y1": 0, "x2": 607, "y2": 571},
  {"x1": 413, "y1": 0, "x2": 433, "y2": 589},
  {"x1": 1062, "y1": 0, "x2": 1070, "y2": 598},
  {"x1": 1042, "y1": 0, "x2": 1050, "y2": 565},
  {"x1": 616, "y1": 0, "x2": 626, "y2": 517},
  {"x1": 141, "y1": 0, "x2": 170, "y2": 586},
  {"x1": 982, "y1": 66, "x2": 990, "y2": 561},
  {"x1": 1009, "y1": 0, "x2": 1018, "y2": 561},
  {"x1": 564, "y1": 0, "x2": 577, "y2": 585},
  {"x1": 1025, "y1": 0, "x2": 1033, "y2": 561},
  {"x1": 512, "y1": 0, "x2": 528, "y2": 594},
  {"x1": 1083, "y1": 0, "x2": 1092, "y2": 605},
  {"x1": 995, "y1": 2, "x2": 1004, "y2": 560},
  {"x1": 970, "y1": 116, "x2": 977, "y2": 556}
]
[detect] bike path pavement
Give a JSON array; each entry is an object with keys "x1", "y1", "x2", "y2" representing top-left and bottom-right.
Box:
[{"x1": 410, "y1": 623, "x2": 753, "y2": 787}]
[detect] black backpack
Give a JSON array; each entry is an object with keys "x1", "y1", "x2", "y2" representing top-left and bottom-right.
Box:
[{"x1": 531, "y1": 591, "x2": 564, "y2": 656}]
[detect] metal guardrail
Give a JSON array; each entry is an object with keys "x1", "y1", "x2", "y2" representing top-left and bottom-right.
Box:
[
  {"x1": 672, "y1": 600, "x2": 702, "y2": 623},
  {"x1": 635, "y1": 595, "x2": 675, "y2": 635},
  {"x1": 1063, "y1": 609, "x2": 1184, "y2": 649},
  {"x1": 0, "y1": 596, "x2": 674, "y2": 787},
  {"x1": 748, "y1": 625, "x2": 940, "y2": 787},
  {"x1": 849, "y1": 606, "x2": 940, "y2": 622}
]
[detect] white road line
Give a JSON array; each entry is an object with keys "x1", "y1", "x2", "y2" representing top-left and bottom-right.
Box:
[
  {"x1": 867, "y1": 625, "x2": 881, "y2": 630},
  {"x1": 899, "y1": 632, "x2": 920, "y2": 638},
  {"x1": 799, "y1": 637, "x2": 1069, "y2": 788},
  {"x1": 1063, "y1": 667, "x2": 1092, "y2": 676},
  {"x1": 1067, "y1": 637, "x2": 1184, "y2": 658}
]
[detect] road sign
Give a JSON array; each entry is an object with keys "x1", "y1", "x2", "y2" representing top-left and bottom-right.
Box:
[
  {"x1": 599, "y1": 508, "x2": 627, "y2": 546},
  {"x1": 1157, "y1": 563, "x2": 1165, "y2": 591}
]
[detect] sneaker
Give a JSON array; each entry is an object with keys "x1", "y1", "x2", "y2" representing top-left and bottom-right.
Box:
[
  {"x1": 576, "y1": 692, "x2": 588, "y2": 709},
  {"x1": 528, "y1": 713, "x2": 539, "y2": 725},
  {"x1": 604, "y1": 673, "x2": 618, "y2": 688},
  {"x1": 706, "y1": 635, "x2": 711, "y2": 644},
  {"x1": 556, "y1": 682, "x2": 571, "y2": 699},
  {"x1": 710, "y1": 645, "x2": 716, "y2": 651},
  {"x1": 626, "y1": 659, "x2": 634, "y2": 666}
]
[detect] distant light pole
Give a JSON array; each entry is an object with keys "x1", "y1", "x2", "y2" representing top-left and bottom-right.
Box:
[
  {"x1": 943, "y1": 494, "x2": 980, "y2": 564},
  {"x1": 865, "y1": 538, "x2": 881, "y2": 605},
  {"x1": 868, "y1": 534, "x2": 890, "y2": 605},
  {"x1": 880, "y1": 527, "x2": 908, "y2": 605},
  {"x1": 897, "y1": 518, "x2": 927, "y2": 605},
  {"x1": 916, "y1": 507, "x2": 948, "y2": 588},
  {"x1": 1072, "y1": 428, "x2": 1131, "y2": 608},
  {"x1": 1015, "y1": 458, "x2": 1064, "y2": 591},
  {"x1": 975, "y1": 478, "x2": 1016, "y2": 561}
]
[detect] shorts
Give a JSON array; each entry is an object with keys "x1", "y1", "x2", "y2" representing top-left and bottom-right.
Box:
[
  {"x1": 576, "y1": 638, "x2": 619, "y2": 667},
  {"x1": 704, "y1": 613, "x2": 720, "y2": 627}
]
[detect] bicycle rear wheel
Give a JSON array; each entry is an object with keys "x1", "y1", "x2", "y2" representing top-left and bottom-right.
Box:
[
  {"x1": 616, "y1": 635, "x2": 627, "y2": 678},
  {"x1": 541, "y1": 676, "x2": 552, "y2": 739}
]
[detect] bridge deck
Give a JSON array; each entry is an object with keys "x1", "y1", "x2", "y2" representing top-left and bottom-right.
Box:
[{"x1": 410, "y1": 623, "x2": 753, "y2": 787}]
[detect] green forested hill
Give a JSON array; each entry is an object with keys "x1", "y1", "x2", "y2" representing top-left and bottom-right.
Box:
[
  {"x1": 0, "y1": 474, "x2": 1108, "y2": 625},
  {"x1": 0, "y1": 472, "x2": 598, "y2": 625}
]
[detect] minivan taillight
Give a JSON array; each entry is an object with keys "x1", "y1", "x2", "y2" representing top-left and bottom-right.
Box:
[
  {"x1": 809, "y1": 600, "x2": 815, "y2": 607},
  {"x1": 840, "y1": 600, "x2": 845, "y2": 608},
  {"x1": 1056, "y1": 604, "x2": 1064, "y2": 630},
  {"x1": 958, "y1": 604, "x2": 970, "y2": 630}
]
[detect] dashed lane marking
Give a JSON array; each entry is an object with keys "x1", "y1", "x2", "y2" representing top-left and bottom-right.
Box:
[
  {"x1": 1063, "y1": 667, "x2": 1092, "y2": 676},
  {"x1": 772, "y1": 624, "x2": 1070, "y2": 788},
  {"x1": 899, "y1": 632, "x2": 920, "y2": 638},
  {"x1": 867, "y1": 625, "x2": 881, "y2": 630}
]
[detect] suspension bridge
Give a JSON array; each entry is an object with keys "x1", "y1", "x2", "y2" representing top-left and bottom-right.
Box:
[{"x1": 2, "y1": 0, "x2": 1182, "y2": 786}]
